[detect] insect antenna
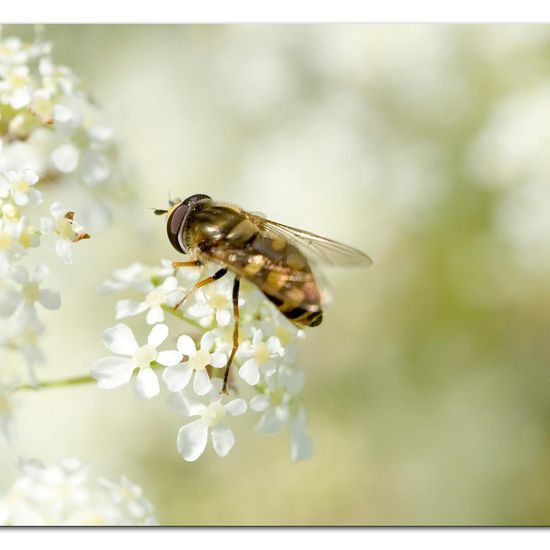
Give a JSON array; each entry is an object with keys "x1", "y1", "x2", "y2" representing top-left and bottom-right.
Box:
[{"x1": 151, "y1": 208, "x2": 168, "y2": 216}]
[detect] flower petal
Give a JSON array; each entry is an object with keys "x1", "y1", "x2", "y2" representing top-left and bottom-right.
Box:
[
  {"x1": 163, "y1": 363, "x2": 193, "y2": 392},
  {"x1": 11, "y1": 265, "x2": 29, "y2": 285},
  {"x1": 176, "y1": 334, "x2": 197, "y2": 357},
  {"x1": 166, "y1": 390, "x2": 205, "y2": 417},
  {"x1": 239, "y1": 358, "x2": 260, "y2": 386},
  {"x1": 210, "y1": 351, "x2": 227, "y2": 369},
  {"x1": 32, "y1": 263, "x2": 49, "y2": 284},
  {"x1": 211, "y1": 424, "x2": 235, "y2": 457},
  {"x1": 200, "y1": 332, "x2": 214, "y2": 352},
  {"x1": 249, "y1": 394, "x2": 271, "y2": 412},
  {"x1": 0, "y1": 290, "x2": 21, "y2": 318},
  {"x1": 162, "y1": 276, "x2": 178, "y2": 291},
  {"x1": 257, "y1": 406, "x2": 289, "y2": 435},
  {"x1": 55, "y1": 238, "x2": 73, "y2": 264},
  {"x1": 290, "y1": 407, "x2": 314, "y2": 462},
  {"x1": 50, "y1": 201, "x2": 66, "y2": 219},
  {"x1": 133, "y1": 367, "x2": 160, "y2": 400},
  {"x1": 115, "y1": 299, "x2": 148, "y2": 320},
  {"x1": 103, "y1": 323, "x2": 139, "y2": 356},
  {"x1": 215, "y1": 309, "x2": 231, "y2": 327},
  {"x1": 39, "y1": 289, "x2": 61, "y2": 310},
  {"x1": 225, "y1": 398, "x2": 247, "y2": 416},
  {"x1": 91, "y1": 357, "x2": 134, "y2": 389},
  {"x1": 193, "y1": 370, "x2": 212, "y2": 396},
  {"x1": 156, "y1": 349, "x2": 183, "y2": 367},
  {"x1": 177, "y1": 420, "x2": 208, "y2": 461},
  {"x1": 146, "y1": 305, "x2": 164, "y2": 325},
  {"x1": 147, "y1": 323, "x2": 168, "y2": 348}
]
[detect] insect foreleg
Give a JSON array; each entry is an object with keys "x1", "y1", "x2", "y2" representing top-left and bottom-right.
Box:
[
  {"x1": 172, "y1": 260, "x2": 203, "y2": 268},
  {"x1": 222, "y1": 276, "x2": 240, "y2": 395},
  {"x1": 172, "y1": 267, "x2": 227, "y2": 311}
]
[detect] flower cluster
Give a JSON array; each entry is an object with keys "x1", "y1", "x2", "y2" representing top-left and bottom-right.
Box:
[
  {"x1": 0, "y1": 31, "x2": 124, "y2": 437},
  {"x1": 92, "y1": 258, "x2": 314, "y2": 462},
  {"x1": 0, "y1": 458, "x2": 157, "y2": 525},
  {"x1": 0, "y1": 33, "x2": 129, "y2": 230}
]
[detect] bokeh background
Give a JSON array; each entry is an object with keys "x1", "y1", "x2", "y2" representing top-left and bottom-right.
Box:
[{"x1": 1, "y1": 24, "x2": 550, "y2": 525}]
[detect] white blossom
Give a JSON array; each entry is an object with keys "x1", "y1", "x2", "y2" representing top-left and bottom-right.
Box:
[
  {"x1": 0, "y1": 169, "x2": 41, "y2": 207},
  {"x1": 115, "y1": 275, "x2": 181, "y2": 325},
  {"x1": 91, "y1": 323, "x2": 182, "y2": 400},
  {"x1": 0, "y1": 263, "x2": 60, "y2": 319},
  {"x1": 238, "y1": 328, "x2": 285, "y2": 386},
  {"x1": 0, "y1": 459, "x2": 157, "y2": 525},
  {"x1": 186, "y1": 276, "x2": 241, "y2": 328},
  {"x1": 162, "y1": 332, "x2": 227, "y2": 396},
  {"x1": 167, "y1": 379, "x2": 247, "y2": 461},
  {"x1": 96, "y1": 258, "x2": 314, "y2": 462},
  {"x1": 40, "y1": 202, "x2": 89, "y2": 264}
]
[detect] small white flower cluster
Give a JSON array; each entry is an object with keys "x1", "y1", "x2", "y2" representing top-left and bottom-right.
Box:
[
  {"x1": 92, "y1": 259, "x2": 314, "y2": 462},
  {"x1": 0, "y1": 168, "x2": 89, "y2": 381},
  {"x1": 0, "y1": 33, "x2": 129, "y2": 230},
  {"x1": 0, "y1": 32, "x2": 125, "y2": 441},
  {"x1": 0, "y1": 458, "x2": 157, "y2": 525}
]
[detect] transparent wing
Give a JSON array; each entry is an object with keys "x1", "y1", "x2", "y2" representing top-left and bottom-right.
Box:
[{"x1": 246, "y1": 214, "x2": 373, "y2": 268}]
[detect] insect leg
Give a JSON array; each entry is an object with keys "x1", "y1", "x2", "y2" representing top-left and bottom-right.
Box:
[
  {"x1": 172, "y1": 267, "x2": 227, "y2": 311},
  {"x1": 172, "y1": 260, "x2": 202, "y2": 268},
  {"x1": 222, "y1": 276, "x2": 240, "y2": 395}
]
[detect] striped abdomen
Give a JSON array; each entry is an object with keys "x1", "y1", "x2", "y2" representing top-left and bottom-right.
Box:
[{"x1": 192, "y1": 205, "x2": 324, "y2": 328}]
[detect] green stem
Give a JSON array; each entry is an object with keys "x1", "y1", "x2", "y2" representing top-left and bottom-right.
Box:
[{"x1": 14, "y1": 362, "x2": 164, "y2": 392}]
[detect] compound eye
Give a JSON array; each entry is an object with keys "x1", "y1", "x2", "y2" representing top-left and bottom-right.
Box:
[
  {"x1": 183, "y1": 193, "x2": 211, "y2": 205},
  {"x1": 167, "y1": 203, "x2": 189, "y2": 253}
]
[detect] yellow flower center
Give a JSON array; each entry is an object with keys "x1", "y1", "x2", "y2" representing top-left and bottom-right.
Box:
[
  {"x1": 132, "y1": 345, "x2": 157, "y2": 369},
  {"x1": 188, "y1": 349, "x2": 210, "y2": 371},
  {"x1": 254, "y1": 342, "x2": 270, "y2": 364},
  {"x1": 201, "y1": 401, "x2": 226, "y2": 427},
  {"x1": 55, "y1": 217, "x2": 74, "y2": 239},
  {"x1": 15, "y1": 179, "x2": 29, "y2": 193},
  {"x1": 209, "y1": 293, "x2": 229, "y2": 309},
  {"x1": 145, "y1": 288, "x2": 167, "y2": 307},
  {"x1": 19, "y1": 225, "x2": 38, "y2": 249},
  {"x1": 22, "y1": 282, "x2": 40, "y2": 303}
]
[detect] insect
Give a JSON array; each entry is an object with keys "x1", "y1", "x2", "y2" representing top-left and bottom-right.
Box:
[{"x1": 155, "y1": 193, "x2": 372, "y2": 393}]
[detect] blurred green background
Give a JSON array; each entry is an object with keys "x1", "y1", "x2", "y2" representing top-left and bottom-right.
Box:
[{"x1": 2, "y1": 24, "x2": 550, "y2": 525}]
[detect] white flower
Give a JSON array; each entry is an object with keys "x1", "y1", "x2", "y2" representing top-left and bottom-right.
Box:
[
  {"x1": 97, "y1": 262, "x2": 152, "y2": 294},
  {"x1": 91, "y1": 323, "x2": 182, "y2": 400},
  {"x1": 249, "y1": 366, "x2": 313, "y2": 460},
  {"x1": 162, "y1": 332, "x2": 227, "y2": 396},
  {"x1": 238, "y1": 328, "x2": 285, "y2": 386},
  {"x1": 0, "y1": 458, "x2": 158, "y2": 526},
  {"x1": 167, "y1": 380, "x2": 247, "y2": 461},
  {"x1": 115, "y1": 276, "x2": 181, "y2": 325},
  {"x1": 260, "y1": 315, "x2": 305, "y2": 364},
  {"x1": 0, "y1": 169, "x2": 41, "y2": 206},
  {"x1": 186, "y1": 276, "x2": 241, "y2": 327},
  {"x1": 0, "y1": 263, "x2": 60, "y2": 318},
  {"x1": 0, "y1": 64, "x2": 33, "y2": 109},
  {"x1": 0, "y1": 314, "x2": 45, "y2": 383},
  {"x1": 97, "y1": 476, "x2": 156, "y2": 525},
  {"x1": 40, "y1": 202, "x2": 89, "y2": 264}
]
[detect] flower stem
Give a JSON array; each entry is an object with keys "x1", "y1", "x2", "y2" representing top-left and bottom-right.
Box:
[
  {"x1": 14, "y1": 362, "x2": 165, "y2": 392},
  {"x1": 15, "y1": 374, "x2": 96, "y2": 392}
]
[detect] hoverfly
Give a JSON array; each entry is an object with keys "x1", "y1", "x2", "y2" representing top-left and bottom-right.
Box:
[{"x1": 155, "y1": 193, "x2": 372, "y2": 393}]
